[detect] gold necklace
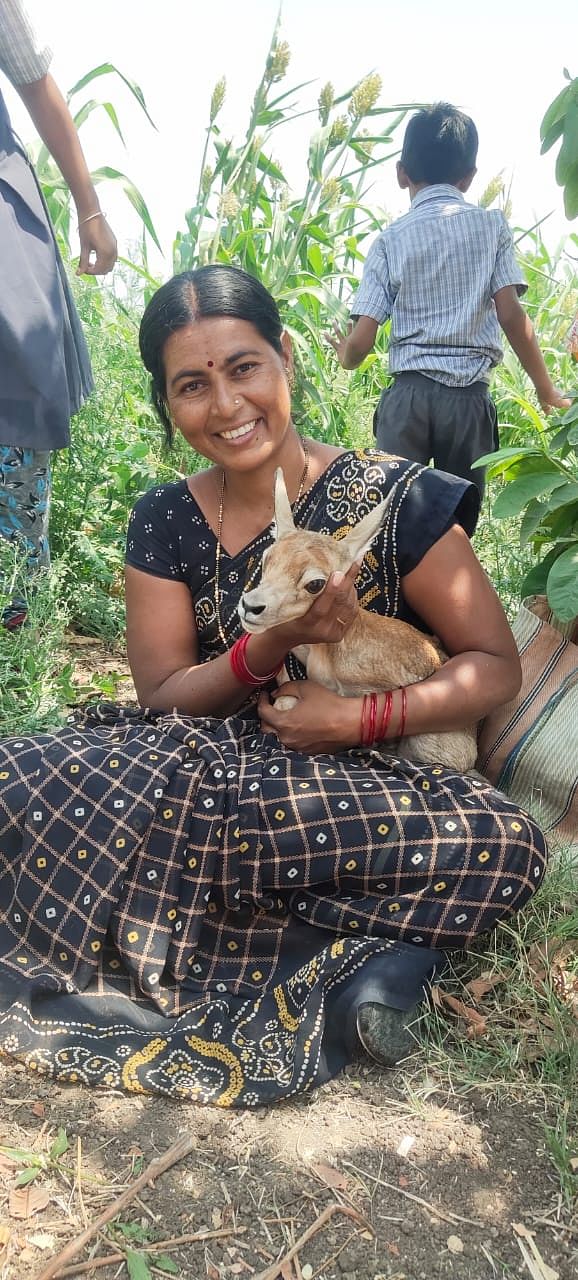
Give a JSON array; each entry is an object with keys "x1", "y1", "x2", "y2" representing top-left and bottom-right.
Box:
[{"x1": 213, "y1": 438, "x2": 310, "y2": 648}]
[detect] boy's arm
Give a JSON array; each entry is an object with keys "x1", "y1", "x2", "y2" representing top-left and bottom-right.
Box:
[
  {"x1": 327, "y1": 235, "x2": 392, "y2": 369},
  {"x1": 494, "y1": 286, "x2": 570, "y2": 413},
  {"x1": 326, "y1": 316, "x2": 379, "y2": 369}
]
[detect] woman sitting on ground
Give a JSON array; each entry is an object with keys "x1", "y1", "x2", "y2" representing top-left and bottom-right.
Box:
[{"x1": 0, "y1": 265, "x2": 546, "y2": 1109}]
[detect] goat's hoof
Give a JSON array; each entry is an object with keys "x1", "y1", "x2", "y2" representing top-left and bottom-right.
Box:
[{"x1": 273, "y1": 695, "x2": 298, "y2": 712}]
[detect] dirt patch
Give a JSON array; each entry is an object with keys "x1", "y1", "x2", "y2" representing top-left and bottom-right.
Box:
[
  {"x1": 67, "y1": 633, "x2": 135, "y2": 705},
  {"x1": 0, "y1": 1056, "x2": 576, "y2": 1280}
]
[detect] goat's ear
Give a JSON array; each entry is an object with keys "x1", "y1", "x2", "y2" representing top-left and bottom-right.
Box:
[
  {"x1": 341, "y1": 490, "x2": 394, "y2": 565},
  {"x1": 273, "y1": 468, "x2": 296, "y2": 540}
]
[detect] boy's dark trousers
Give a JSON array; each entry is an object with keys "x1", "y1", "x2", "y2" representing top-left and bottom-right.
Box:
[{"x1": 373, "y1": 372, "x2": 499, "y2": 497}]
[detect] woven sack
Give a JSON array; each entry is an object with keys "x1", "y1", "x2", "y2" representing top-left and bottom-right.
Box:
[{"x1": 477, "y1": 595, "x2": 578, "y2": 848}]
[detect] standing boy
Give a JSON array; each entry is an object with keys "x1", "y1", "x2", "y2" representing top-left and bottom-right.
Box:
[{"x1": 329, "y1": 103, "x2": 569, "y2": 494}]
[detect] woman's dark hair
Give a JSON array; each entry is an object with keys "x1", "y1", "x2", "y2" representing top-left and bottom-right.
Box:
[
  {"x1": 139, "y1": 264, "x2": 284, "y2": 445},
  {"x1": 400, "y1": 103, "x2": 478, "y2": 186}
]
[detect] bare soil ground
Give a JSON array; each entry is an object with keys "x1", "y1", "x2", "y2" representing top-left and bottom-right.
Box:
[{"x1": 1, "y1": 1057, "x2": 577, "y2": 1280}]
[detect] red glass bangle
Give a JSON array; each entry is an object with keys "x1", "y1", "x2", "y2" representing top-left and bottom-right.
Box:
[
  {"x1": 378, "y1": 690, "x2": 393, "y2": 740},
  {"x1": 360, "y1": 693, "x2": 369, "y2": 745},
  {"x1": 397, "y1": 686, "x2": 407, "y2": 739},
  {"x1": 367, "y1": 692, "x2": 377, "y2": 744},
  {"x1": 229, "y1": 633, "x2": 283, "y2": 687}
]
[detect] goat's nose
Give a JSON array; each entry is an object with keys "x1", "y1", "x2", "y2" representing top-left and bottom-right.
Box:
[{"x1": 242, "y1": 600, "x2": 266, "y2": 616}]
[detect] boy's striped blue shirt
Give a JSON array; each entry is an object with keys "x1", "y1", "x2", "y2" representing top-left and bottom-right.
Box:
[{"x1": 350, "y1": 185, "x2": 527, "y2": 387}]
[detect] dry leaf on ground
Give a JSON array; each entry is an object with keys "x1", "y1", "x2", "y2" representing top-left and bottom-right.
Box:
[
  {"x1": 551, "y1": 945, "x2": 578, "y2": 1018},
  {"x1": 0, "y1": 1224, "x2": 11, "y2": 1268},
  {"x1": 432, "y1": 987, "x2": 488, "y2": 1037},
  {"x1": 26, "y1": 1231, "x2": 55, "y2": 1249},
  {"x1": 310, "y1": 1161, "x2": 349, "y2": 1191},
  {"x1": 465, "y1": 968, "x2": 513, "y2": 1001},
  {"x1": 513, "y1": 1221, "x2": 559, "y2": 1280},
  {"x1": 9, "y1": 1184, "x2": 49, "y2": 1218}
]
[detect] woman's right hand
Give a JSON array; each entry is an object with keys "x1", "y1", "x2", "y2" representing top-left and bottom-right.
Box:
[{"x1": 270, "y1": 558, "x2": 362, "y2": 650}]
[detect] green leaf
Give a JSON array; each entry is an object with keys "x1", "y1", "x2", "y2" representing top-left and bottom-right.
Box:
[
  {"x1": 519, "y1": 499, "x2": 546, "y2": 546},
  {"x1": 563, "y1": 167, "x2": 578, "y2": 219},
  {"x1": 89, "y1": 167, "x2": 162, "y2": 252},
  {"x1": 540, "y1": 116, "x2": 566, "y2": 155},
  {"x1": 126, "y1": 1250, "x2": 153, "y2": 1280},
  {"x1": 556, "y1": 102, "x2": 578, "y2": 186},
  {"x1": 472, "y1": 446, "x2": 542, "y2": 472},
  {"x1": 0, "y1": 1146, "x2": 41, "y2": 1165},
  {"x1": 520, "y1": 546, "x2": 564, "y2": 597},
  {"x1": 544, "y1": 481, "x2": 578, "y2": 510},
  {"x1": 493, "y1": 472, "x2": 568, "y2": 518},
  {"x1": 67, "y1": 63, "x2": 157, "y2": 130},
  {"x1": 153, "y1": 1256, "x2": 180, "y2": 1274},
  {"x1": 308, "y1": 124, "x2": 333, "y2": 182},
  {"x1": 49, "y1": 1128, "x2": 69, "y2": 1160},
  {"x1": 72, "y1": 99, "x2": 126, "y2": 146},
  {"x1": 255, "y1": 152, "x2": 287, "y2": 183},
  {"x1": 540, "y1": 83, "x2": 572, "y2": 140},
  {"x1": 547, "y1": 547, "x2": 578, "y2": 620},
  {"x1": 15, "y1": 1166, "x2": 41, "y2": 1186}
]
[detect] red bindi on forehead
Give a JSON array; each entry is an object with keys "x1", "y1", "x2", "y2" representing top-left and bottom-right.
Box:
[{"x1": 207, "y1": 360, "x2": 214, "y2": 367}]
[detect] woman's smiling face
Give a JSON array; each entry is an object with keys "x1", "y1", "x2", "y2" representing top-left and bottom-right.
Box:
[{"x1": 163, "y1": 316, "x2": 293, "y2": 469}]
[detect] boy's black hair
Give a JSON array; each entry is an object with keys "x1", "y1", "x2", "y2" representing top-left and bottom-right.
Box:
[{"x1": 400, "y1": 103, "x2": 478, "y2": 185}]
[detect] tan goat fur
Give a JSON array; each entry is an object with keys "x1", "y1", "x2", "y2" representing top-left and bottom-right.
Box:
[{"x1": 239, "y1": 469, "x2": 478, "y2": 773}]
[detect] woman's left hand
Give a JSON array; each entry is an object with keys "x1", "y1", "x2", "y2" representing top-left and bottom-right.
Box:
[{"x1": 258, "y1": 681, "x2": 358, "y2": 753}]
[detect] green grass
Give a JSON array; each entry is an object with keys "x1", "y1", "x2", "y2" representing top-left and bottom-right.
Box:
[{"x1": 404, "y1": 850, "x2": 578, "y2": 1208}]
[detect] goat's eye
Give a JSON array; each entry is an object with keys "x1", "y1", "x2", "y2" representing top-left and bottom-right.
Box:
[{"x1": 304, "y1": 578, "x2": 326, "y2": 595}]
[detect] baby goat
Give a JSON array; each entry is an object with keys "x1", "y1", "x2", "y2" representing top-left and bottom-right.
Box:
[{"x1": 238, "y1": 469, "x2": 478, "y2": 773}]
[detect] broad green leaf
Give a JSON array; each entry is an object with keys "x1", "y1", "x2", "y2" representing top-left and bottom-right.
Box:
[
  {"x1": 556, "y1": 102, "x2": 578, "y2": 186},
  {"x1": 549, "y1": 424, "x2": 573, "y2": 451},
  {"x1": 519, "y1": 499, "x2": 546, "y2": 546},
  {"x1": 540, "y1": 83, "x2": 572, "y2": 140},
  {"x1": 563, "y1": 167, "x2": 578, "y2": 220},
  {"x1": 543, "y1": 481, "x2": 578, "y2": 510},
  {"x1": 473, "y1": 446, "x2": 543, "y2": 472},
  {"x1": 568, "y1": 423, "x2": 578, "y2": 446},
  {"x1": 547, "y1": 547, "x2": 578, "y2": 620},
  {"x1": 540, "y1": 116, "x2": 566, "y2": 155},
  {"x1": 520, "y1": 547, "x2": 564, "y2": 597},
  {"x1": 0, "y1": 1146, "x2": 42, "y2": 1165},
  {"x1": 126, "y1": 1249, "x2": 153, "y2": 1280},
  {"x1": 89, "y1": 167, "x2": 162, "y2": 252},
  {"x1": 67, "y1": 63, "x2": 157, "y2": 130},
  {"x1": 493, "y1": 472, "x2": 568, "y2": 518}
]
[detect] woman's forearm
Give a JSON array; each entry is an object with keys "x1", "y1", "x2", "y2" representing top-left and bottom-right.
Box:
[
  {"x1": 394, "y1": 650, "x2": 521, "y2": 739},
  {"x1": 135, "y1": 630, "x2": 291, "y2": 715}
]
